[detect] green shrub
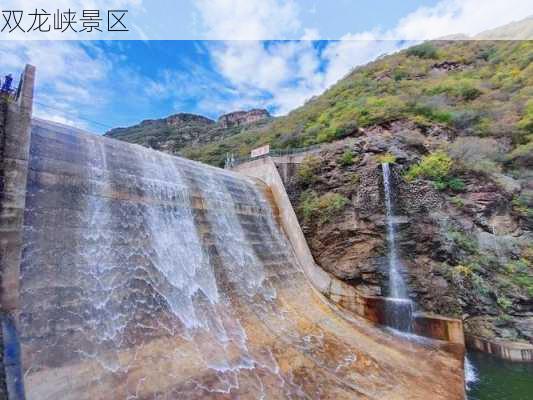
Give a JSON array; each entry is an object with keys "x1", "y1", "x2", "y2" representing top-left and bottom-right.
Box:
[
  {"x1": 377, "y1": 153, "x2": 396, "y2": 164},
  {"x1": 459, "y1": 86, "x2": 482, "y2": 101},
  {"x1": 497, "y1": 296, "x2": 512, "y2": 310},
  {"x1": 407, "y1": 43, "x2": 438, "y2": 59},
  {"x1": 405, "y1": 151, "x2": 465, "y2": 191},
  {"x1": 393, "y1": 69, "x2": 408, "y2": 81},
  {"x1": 298, "y1": 191, "x2": 349, "y2": 223},
  {"x1": 507, "y1": 139, "x2": 533, "y2": 167},
  {"x1": 405, "y1": 151, "x2": 452, "y2": 181},
  {"x1": 426, "y1": 80, "x2": 482, "y2": 101},
  {"x1": 453, "y1": 264, "x2": 473, "y2": 277},
  {"x1": 338, "y1": 149, "x2": 356, "y2": 166},
  {"x1": 433, "y1": 179, "x2": 448, "y2": 190},
  {"x1": 357, "y1": 96, "x2": 407, "y2": 126},
  {"x1": 512, "y1": 195, "x2": 533, "y2": 218},
  {"x1": 411, "y1": 103, "x2": 453, "y2": 124},
  {"x1": 517, "y1": 100, "x2": 533, "y2": 133},
  {"x1": 506, "y1": 254, "x2": 532, "y2": 298},
  {"x1": 479, "y1": 47, "x2": 497, "y2": 61},
  {"x1": 449, "y1": 230, "x2": 479, "y2": 254},
  {"x1": 513, "y1": 275, "x2": 533, "y2": 297},
  {"x1": 297, "y1": 155, "x2": 321, "y2": 185},
  {"x1": 451, "y1": 110, "x2": 482, "y2": 130},
  {"x1": 505, "y1": 258, "x2": 530, "y2": 274},
  {"x1": 472, "y1": 273, "x2": 490, "y2": 297},
  {"x1": 451, "y1": 264, "x2": 473, "y2": 287},
  {"x1": 450, "y1": 196, "x2": 465, "y2": 207},
  {"x1": 447, "y1": 177, "x2": 466, "y2": 192}
]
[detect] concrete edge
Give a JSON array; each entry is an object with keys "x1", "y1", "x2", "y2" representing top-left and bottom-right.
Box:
[{"x1": 465, "y1": 334, "x2": 533, "y2": 362}]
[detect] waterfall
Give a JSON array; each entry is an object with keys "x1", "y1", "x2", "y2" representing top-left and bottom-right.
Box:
[{"x1": 382, "y1": 163, "x2": 413, "y2": 331}]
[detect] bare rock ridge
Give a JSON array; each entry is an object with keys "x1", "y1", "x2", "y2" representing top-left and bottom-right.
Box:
[
  {"x1": 105, "y1": 108, "x2": 270, "y2": 155},
  {"x1": 217, "y1": 108, "x2": 270, "y2": 128}
]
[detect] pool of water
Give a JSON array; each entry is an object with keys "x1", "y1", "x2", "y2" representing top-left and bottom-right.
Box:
[{"x1": 467, "y1": 350, "x2": 533, "y2": 400}]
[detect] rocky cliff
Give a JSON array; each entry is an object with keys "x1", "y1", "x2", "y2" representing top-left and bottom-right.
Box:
[
  {"x1": 285, "y1": 119, "x2": 532, "y2": 344},
  {"x1": 217, "y1": 109, "x2": 270, "y2": 128}
]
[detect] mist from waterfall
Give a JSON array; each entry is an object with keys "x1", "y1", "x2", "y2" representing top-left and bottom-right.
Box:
[{"x1": 382, "y1": 163, "x2": 413, "y2": 332}]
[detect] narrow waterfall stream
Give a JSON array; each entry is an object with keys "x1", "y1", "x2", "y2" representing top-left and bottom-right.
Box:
[{"x1": 382, "y1": 163, "x2": 414, "y2": 332}]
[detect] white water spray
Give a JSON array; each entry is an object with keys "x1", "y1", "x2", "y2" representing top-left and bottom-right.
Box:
[
  {"x1": 382, "y1": 163, "x2": 408, "y2": 299},
  {"x1": 382, "y1": 163, "x2": 413, "y2": 332}
]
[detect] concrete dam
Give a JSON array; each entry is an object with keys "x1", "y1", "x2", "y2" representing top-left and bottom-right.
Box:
[{"x1": 1, "y1": 66, "x2": 465, "y2": 399}]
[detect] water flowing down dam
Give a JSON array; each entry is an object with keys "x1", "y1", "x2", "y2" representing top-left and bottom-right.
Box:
[
  {"x1": 381, "y1": 163, "x2": 413, "y2": 332},
  {"x1": 12, "y1": 120, "x2": 465, "y2": 399},
  {"x1": 1, "y1": 67, "x2": 466, "y2": 399}
]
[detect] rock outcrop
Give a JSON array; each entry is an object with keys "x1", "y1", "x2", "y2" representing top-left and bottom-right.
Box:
[
  {"x1": 286, "y1": 119, "x2": 533, "y2": 344},
  {"x1": 217, "y1": 109, "x2": 270, "y2": 128}
]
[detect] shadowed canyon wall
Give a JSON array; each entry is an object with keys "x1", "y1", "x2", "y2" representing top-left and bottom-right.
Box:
[{"x1": 16, "y1": 119, "x2": 466, "y2": 399}]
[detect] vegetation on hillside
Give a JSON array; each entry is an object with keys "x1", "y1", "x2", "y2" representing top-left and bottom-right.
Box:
[
  {"x1": 405, "y1": 151, "x2": 465, "y2": 191},
  {"x1": 298, "y1": 190, "x2": 349, "y2": 224},
  {"x1": 180, "y1": 40, "x2": 532, "y2": 168}
]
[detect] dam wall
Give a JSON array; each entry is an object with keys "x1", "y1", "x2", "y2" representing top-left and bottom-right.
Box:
[{"x1": 18, "y1": 119, "x2": 466, "y2": 399}]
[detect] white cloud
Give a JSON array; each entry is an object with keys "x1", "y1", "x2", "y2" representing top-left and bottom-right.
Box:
[
  {"x1": 208, "y1": 40, "x2": 328, "y2": 114},
  {"x1": 392, "y1": 0, "x2": 532, "y2": 39},
  {"x1": 0, "y1": 40, "x2": 112, "y2": 130},
  {"x1": 194, "y1": 0, "x2": 532, "y2": 40},
  {"x1": 206, "y1": 39, "x2": 404, "y2": 115},
  {"x1": 195, "y1": 0, "x2": 301, "y2": 39}
]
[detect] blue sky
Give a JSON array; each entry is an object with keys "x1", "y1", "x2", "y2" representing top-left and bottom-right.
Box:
[{"x1": 0, "y1": 0, "x2": 531, "y2": 133}]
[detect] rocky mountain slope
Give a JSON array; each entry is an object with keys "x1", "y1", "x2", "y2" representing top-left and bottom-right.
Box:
[
  {"x1": 105, "y1": 109, "x2": 271, "y2": 154},
  {"x1": 177, "y1": 40, "x2": 532, "y2": 168},
  {"x1": 284, "y1": 121, "x2": 531, "y2": 344}
]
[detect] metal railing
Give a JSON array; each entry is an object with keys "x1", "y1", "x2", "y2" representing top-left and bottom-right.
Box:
[{"x1": 228, "y1": 144, "x2": 321, "y2": 168}]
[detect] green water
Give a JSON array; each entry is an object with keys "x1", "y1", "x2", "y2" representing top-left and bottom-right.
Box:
[{"x1": 467, "y1": 350, "x2": 533, "y2": 400}]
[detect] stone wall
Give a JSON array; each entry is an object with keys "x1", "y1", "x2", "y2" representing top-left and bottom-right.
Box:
[{"x1": 0, "y1": 65, "x2": 35, "y2": 400}]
